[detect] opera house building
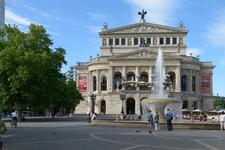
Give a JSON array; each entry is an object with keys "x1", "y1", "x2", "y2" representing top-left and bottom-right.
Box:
[{"x1": 75, "y1": 12, "x2": 215, "y2": 115}]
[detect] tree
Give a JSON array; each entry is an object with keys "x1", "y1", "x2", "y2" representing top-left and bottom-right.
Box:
[
  {"x1": 214, "y1": 98, "x2": 225, "y2": 109},
  {"x1": 214, "y1": 99, "x2": 222, "y2": 109},
  {"x1": 0, "y1": 24, "x2": 68, "y2": 120},
  {"x1": 65, "y1": 80, "x2": 83, "y2": 111}
]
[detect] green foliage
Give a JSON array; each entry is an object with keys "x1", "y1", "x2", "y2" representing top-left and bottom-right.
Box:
[
  {"x1": 213, "y1": 99, "x2": 223, "y2": 109},
  {"x1": 0, "y1": 24, "x2": 82, "y2": 117},
  {"x1": 53, "y1": 80, "x2": 83, "y2": 112}
]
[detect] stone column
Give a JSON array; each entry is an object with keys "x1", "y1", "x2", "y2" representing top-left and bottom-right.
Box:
[
  {"x1": 175, "y1": 67, "x2": 180, "y2": 92},
  {"x1": 122, "y1": 66, "x2": 126, "y2": 90},
  {"x1": 189, "y1": 70, "x2": 193, "y2": 93},
  {"x1": 131, "y1": 37, "x2": 134, "y2": 46},
  {"x1": 136, "y1": 66, "x2": 139, "y2": 90},
  {"x1": 210, "y1": 73, "x2": 213, "y2": 95},
  {"x1": 108, "y1": 67, "x2": 113, "y2": 92},
  {"x1": 136, "y1": 94, "x2": 141, "y2": 115},
  {"x1": 88, "y1": 72, "x2": 92, "y2": 93},
  {"x1": 96, "y1": 70, "x2": 100, "y2": 94},
  {"x1": 163, "y1": 67, "x2": 166, "y2": 78},
  {"x1": 164, "y1": 37, "x2": 166, "y2": 46},
  {"x1": 197, "y1": 71, "x2": 200, "y2": 93},
  {"x1": 157, "y1": 37, "x2": 160, "y2": 45},
  {"x1": 151, "y1": 37, "x2": 153, "y2": 46},
  {"x1": 149, "y1": 66, "x2": 152, "y2": 83}
]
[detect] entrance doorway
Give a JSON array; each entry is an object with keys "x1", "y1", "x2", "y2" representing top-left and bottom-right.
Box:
[
  {"x1": 100, "y1": 100, "x2": 106, "y2": 114},
  {"x1": 126, "y1": 98, "x2": 135, "y2": 114}
]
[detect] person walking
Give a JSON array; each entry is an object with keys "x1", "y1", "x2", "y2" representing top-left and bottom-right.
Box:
[
  {"x1": 219, "y1": 111, "x2": 225, "y2": 130},
  {"x1": 147, "y1": 110, "x2": 154, "y2": 133},
  {"x1": 11, "y1": 111, "x2": 18, "y2": 128},
  {"x1": 154, "y1": 111, "x2": 160, "y2": 131},
  {"x1": 165, "y1": 108, "x2": 173, "y2": 131}
]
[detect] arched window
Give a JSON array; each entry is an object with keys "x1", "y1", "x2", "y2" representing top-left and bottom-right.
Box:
[
  {"x1": 167, "y1": 72, "x2": 176, "y2": 89},
  {"x1": 139, "y1": 72, "x2": 148, "y2": 90},
  {"x1": 114, "y1": 72, "x2": 122, "y2": 89},
  {"x1": 101, "y1": 75, "x2": 107, "y2": 91},
  {"x1": 181, "y1": 75, "x2": 188, "y2": 91},
  {"x1": 126, "y1": 72, "x2": 136, "y2": 90},
  {"x1": 140, "y1": 72, "x2": 148, "y2": 82},
  {"x1": 127, "y1": 72, "x2": 135, "y2": 81},
  {"x1": 93, "y1": 76, "x2": 97, "y2": 91},
  {"x1": 192, "y1": 76, "x2": 196, "y2": 92}
]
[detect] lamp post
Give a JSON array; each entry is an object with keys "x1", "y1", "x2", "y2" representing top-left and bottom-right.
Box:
[
  {"x1": 90, "y1": 94, "x2": 96, "y2": 113},
  {"x1": 199, "y1": 94, "x2": 204, "y2": 110},
  {"x1": 120, "y1": 91, "x2": 126, "y2": 114}
]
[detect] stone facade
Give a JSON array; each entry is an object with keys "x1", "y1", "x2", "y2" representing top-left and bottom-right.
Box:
[{"x1": 75, "y1": 19, "x2": 215, "y2": 115}]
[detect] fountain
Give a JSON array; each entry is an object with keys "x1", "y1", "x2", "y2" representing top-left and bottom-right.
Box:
[{"x1": 141, "y1": 48, "x2": 181, "y2": 120}]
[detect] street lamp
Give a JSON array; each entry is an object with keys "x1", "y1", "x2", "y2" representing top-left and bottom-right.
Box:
[
  {"x1": 120, "y1": 91, "x2": 126, "y2": 114},
  {"x1": 90, "y1": 94, "x2": 96, "y2": 113},
  {"x1": 199, "y1": 94, "x2": 204, "y2": 110}
]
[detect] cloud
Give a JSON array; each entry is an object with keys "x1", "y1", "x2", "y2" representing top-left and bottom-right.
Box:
[
  {"x1": 23, "y1": 3, "x2": 62, "y2": 22},
  {"x1": 124, "y1": 0, "x2": 181, "y2": 25},
  {"x1": 205, "y1": 9, "x2": 225, "y2": 48},
  {"x1": 186, "y1": 48, "x2": 201, "y2": 57},
  {"x1": 6, "y1": 5, "x2": 60, "y2": 36},
  {"x1": 5, "y1": 8, "x2": 32, "y2": 26}
]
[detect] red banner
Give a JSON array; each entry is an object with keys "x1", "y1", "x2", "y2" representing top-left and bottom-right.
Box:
[
  {"x1": 200, "y1": 74, "x2": 211, "y2": 93},
  {"x1": 78, "y1": 75, "x2": 87, "y2": 93}
]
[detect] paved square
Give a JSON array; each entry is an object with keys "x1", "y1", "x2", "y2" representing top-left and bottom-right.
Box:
[{"x1": 2, "y1": 118, "x2": 225, "y2": 150}]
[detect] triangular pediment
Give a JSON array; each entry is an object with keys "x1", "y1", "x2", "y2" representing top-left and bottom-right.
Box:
[
  {"x1": 110, "y1": 49, "x2": 177, "y2": 59},
  {"x1": 100, "y1": 22, "x2": 187, "y2": 34}
]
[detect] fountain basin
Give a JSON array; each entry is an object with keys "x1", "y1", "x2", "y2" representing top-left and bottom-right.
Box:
[
  {"x1": 142, "y1": 97, "x2": 178, "y2": 103},
  {"x1": 142, "y1": 97, "x2": 179, "y2": 120}
]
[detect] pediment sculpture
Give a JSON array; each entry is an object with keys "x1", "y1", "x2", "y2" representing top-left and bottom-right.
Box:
[
  {"x1": 115, "y1": 25, "x2": 172, "y2": 33},
  {"x1": 127, "y1": 50, "x2": 155, "y2": 58}
]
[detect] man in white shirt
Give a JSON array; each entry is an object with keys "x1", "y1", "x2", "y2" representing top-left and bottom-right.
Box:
[
  {"x1": 219, "y1": 111, "x2": 225, "y2": 130},
  {"x1": 11, "y1": 111, "x2": 17, "y2": 121}
]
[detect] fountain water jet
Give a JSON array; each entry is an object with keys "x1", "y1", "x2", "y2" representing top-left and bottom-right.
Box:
[{"x1": 141, "y1": 48, "x2": 181, "y2": 120}]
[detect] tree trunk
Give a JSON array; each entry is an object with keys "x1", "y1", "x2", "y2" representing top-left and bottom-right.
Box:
[{"x1": 17, "y1": 104, "x2": 22, "y2": 122}]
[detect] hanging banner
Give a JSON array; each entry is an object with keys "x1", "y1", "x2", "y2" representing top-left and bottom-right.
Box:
[
  {"x1": 200, "y1": 74, "x2": 211, "y2": 93},
  {"x1": 78, "y1": 75, "x2": 87, "y2": 93}
]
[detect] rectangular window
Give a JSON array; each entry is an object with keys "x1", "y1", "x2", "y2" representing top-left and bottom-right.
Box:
[
  {"x1": 109, "y1": 38, "x2": 113, "y2": 45},
  {"x1": 121, "y1": 38, "x2": 126, "y2": 45},
  {"x1": 166, "y1": 38, "x2": 170, "y2": 45},
  {"x1": 115, "y1": 38, "x2": 119, "y2": 45},
  {"x1": 134, "y1": 38, "x2": 138, "y2": 45},
  {"x1": 147, "y1": 38, "x2": 151, "y2": 45},
  {"x1": 160, "y1": 38, "x2": 164, "y2": 45},
  {"x1": 102, "y1": 39, "x2": 107, "y2": 46},
  {"x1": 140, "y1": 38, "x2": 145, "y2": 44},
  {"x1": 172, "y1": 37, "x2": 177, "y2": 45}
]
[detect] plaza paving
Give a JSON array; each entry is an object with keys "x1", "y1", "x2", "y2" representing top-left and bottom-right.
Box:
[{"x1": 1, "y1": 116, "x2": 225, "y2": 150}]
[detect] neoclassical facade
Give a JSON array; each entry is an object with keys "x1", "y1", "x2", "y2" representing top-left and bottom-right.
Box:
[{"x1": 75, "y1": 16, "x2": 215, "y2": 115}]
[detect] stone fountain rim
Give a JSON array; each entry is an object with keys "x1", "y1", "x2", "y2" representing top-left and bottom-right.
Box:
[{"x1": 142, "y1": 97, "x2": 179, "y2": 103}]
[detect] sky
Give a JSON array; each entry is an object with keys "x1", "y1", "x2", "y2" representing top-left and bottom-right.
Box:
[{"x1": 4, "y1": 0, "x2": 225, "y2": 96}]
